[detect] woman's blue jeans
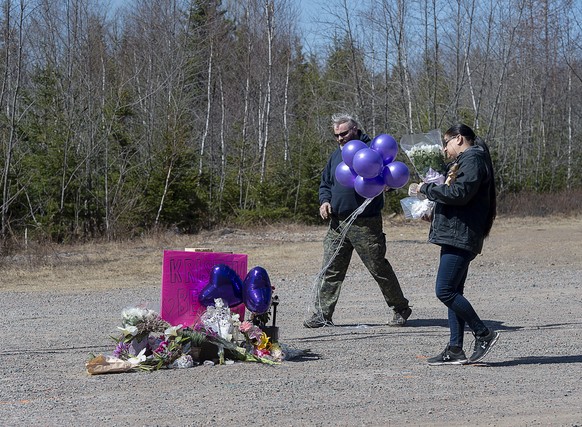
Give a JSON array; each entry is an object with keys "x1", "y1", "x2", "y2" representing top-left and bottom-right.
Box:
[{"x1": 436, "y1": 245, "x2": 488, "y2": 347}]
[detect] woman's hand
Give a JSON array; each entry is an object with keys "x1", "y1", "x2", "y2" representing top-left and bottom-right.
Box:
[{"x1": 408, "y1": 183, "x2": 426, "y2": 199}]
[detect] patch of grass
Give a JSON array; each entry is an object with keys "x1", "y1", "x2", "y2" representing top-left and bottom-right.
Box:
[{"x1": 498, "y1": 189, "x2": 582, "y2": 217}]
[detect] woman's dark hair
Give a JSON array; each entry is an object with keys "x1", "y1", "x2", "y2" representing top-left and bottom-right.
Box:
[
  {"x1": 444, "y1": 123, "x2": 497, "y2": 237},
  {"x1": 443, "y1": 123, "x2": 476, "y2": 146}
]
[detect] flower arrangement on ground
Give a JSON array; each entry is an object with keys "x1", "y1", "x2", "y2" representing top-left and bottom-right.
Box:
[
  {"x1": 86, "y1": 299, "x2": 283, "y2": 375},
  {"x1": 115, "y1": 306, "x2": 172, "y2": 355},
  {"x1": 239, "y1": 320, "x2": 282, "y2": 360},
  {"x1": 196, "y1": 298, "x2": 283, "y2": 365},
  {"x1": 198, "y1": 298, "x2": 240, "y2": 364},
  {"x1": 109, "y1": 306, "x2": 206, "y2": 371}
]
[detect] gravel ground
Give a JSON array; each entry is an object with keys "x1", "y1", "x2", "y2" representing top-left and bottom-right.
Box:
[{"x1": 0, "y1": 216, "x2": 581, "y2": 426}]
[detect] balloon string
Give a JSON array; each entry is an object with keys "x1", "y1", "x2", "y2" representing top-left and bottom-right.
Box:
[{"x1": 307, "y1": 198, "x2": 373, "y2": 320}]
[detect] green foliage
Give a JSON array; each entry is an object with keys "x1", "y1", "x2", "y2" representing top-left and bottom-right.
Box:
[
  {"x1": 180, "y1": 328, "x2": 208, "y2": 347},
  {"x1": 231, "y1": 172, "x2": 295, "y2": 225},
  {"x1": 322, "y1": 35, "x2": 366, "y2": 112},
  {"x1": 2, "y1": 1, "x2": 581, "y2": 246},
  {"x1": 384, "y1": 190, "x2": 409, "y2": 215},
  {"x1": 15, "y1": 67, "x2": 88, "y2": 241},
  {"x1": 233, "y1": 205, "x2": 292, "y2": 226},
  {"x1": 139, "y1": 150, "x2": 208, "y2": 234},
  {"x1": 414, "y1": 51, "x2": 452, "y2": 129}
]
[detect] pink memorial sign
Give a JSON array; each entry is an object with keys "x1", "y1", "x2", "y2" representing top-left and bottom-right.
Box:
[{"x1": 160, "y1": 251, "x2": 247, "y2": 326}]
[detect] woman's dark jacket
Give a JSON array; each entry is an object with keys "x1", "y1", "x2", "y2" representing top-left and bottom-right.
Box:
[{"x1": 420, "y1": 145, "x2": 494, "y2": 254}]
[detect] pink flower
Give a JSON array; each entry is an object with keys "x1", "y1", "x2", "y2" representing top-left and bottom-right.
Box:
[
  {"x1": 254, "y1": 348, "x2": 271, "y2": 358},
  {"x1": 154, "y1": 341, "x2": 168, "y2": 353},
  {"x1": 239, "y1": 321, "x2": 253, "y2": 333},
  {"x1": 248, "y1": 326, "x2": 263, "y2": 341}
]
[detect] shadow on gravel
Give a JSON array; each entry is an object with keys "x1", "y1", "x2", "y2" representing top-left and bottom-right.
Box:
[
  {"x1": 294, "y1": 319, "x2": 521, "y2": 340},
  {"x1": 284, "y1": 349, "x2": 322, "y2": 362},
  {"x1": 534, "y1": 322, "x2": 582, "y2": 329},
  {"x1": 295, "y1": 331, "x2": 391, "y2": 342},
  {"x1": 484, "y1": 355, "x2": 582, "y2": 367},
  {"x1": 389, "y1": 318, "x2": 522, "y2": 333}
]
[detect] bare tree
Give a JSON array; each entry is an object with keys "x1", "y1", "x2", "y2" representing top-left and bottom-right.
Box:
[
  {"x1": 1, "y1": 0, "x2": 25, "y2": 242},
  {"x1": 392, "y1": 0, "x2": 413, "y2": 133},
  {"x1": 199, "y1": 37, "x2": 213, "y2": 177},
  {"x1": 259, "y1": 0, "x2": 274, "y2": 183}
]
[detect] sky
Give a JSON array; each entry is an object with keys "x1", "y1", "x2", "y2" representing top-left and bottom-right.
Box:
[
  {"x1": 293, "y1": 0, "x2": 332, "y2": 53},
  {"x1": 286, "y1": 0, "x2": 366, "y2": 55}
]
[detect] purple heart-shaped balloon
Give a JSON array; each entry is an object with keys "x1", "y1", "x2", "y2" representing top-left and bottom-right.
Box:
[
  {"x1": 198, "y1": 264, "x2": 243, "y2": 308},
  {"x1": 243, "y1": 266, "x2": 273, "y2": 314}
]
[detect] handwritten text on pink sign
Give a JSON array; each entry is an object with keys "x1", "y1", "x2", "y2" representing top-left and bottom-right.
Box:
[{"x1": 160, "y1": 251, "x2": 247, "y2": 326}]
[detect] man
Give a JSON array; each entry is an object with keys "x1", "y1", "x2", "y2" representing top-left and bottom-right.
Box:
[{"x1": 304, "y1": 113, "x2": 412, "y2": 328}]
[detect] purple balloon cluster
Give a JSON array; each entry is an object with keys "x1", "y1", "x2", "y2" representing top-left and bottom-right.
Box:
[
  {"x1": 198, "y1": 264, "x2": 273, "y2": 314},
  {"x1": 335, "y1": 134, "x2": 410, "y2": 198}
]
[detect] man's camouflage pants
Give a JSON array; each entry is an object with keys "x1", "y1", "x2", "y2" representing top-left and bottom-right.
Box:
[{"x1": 314, "y1": 215, "x2": 409, "y2": 319}]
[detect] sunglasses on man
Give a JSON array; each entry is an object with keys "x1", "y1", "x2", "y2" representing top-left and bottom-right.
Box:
[{"x1": 334, "y1": 126, "x2": 355, "y2": 138}]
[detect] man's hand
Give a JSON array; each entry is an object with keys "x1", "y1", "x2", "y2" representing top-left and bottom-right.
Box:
[{"x1": 319, "y1": 202, "x2": 332, "y2": 220}]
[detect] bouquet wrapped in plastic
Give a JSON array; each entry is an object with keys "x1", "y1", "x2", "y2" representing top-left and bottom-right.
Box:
[
  {"x1": 399, "y1": 130, "x2": 447, "y2": 219},
  {"x1": 400, "y1": 129, "x2": 446, "y2": 180},
  {"x1": 400, "y1": 196, "x2": 432, "y2": 220}
]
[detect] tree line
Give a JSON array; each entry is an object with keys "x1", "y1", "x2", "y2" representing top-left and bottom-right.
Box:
[{"x1": 1, "y1": 0, "x2": 580, "y2": 245}]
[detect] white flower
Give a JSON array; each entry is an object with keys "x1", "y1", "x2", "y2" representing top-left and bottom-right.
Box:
[
  {"x1": 230, "y1": 313, "x2": 241, "y2": 327},
  {"x1": 218, "y1": 318, "x2": 233, "y2": 341},
  {"x1": 164, "y1": 324, "x2": 183, "y2": 338},
  {"x1": 200, "y1": 298, "x2": 241, "y2": 343},
  {"x1": 118, "y1": 325, "x2": 139, "y2": 336},
  {"x1": 404, "y1": 143, "x2": 442, "y2": 156},
  {"x1": 121, "y1": 306, "x2": 159, "y2": 326},
  {"x1": 127, "y1": 348, "x2": 147, "y2": 366},
  {"x1": 401, "y1": 132, "x2": 447, "y2": 179},
  {"x1": 411, "y1": 199, "x2": 434, "y2": 219}
]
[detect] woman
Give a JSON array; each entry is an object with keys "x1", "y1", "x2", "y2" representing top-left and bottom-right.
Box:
[{"x1": 415, "y1": 123, "x2": 499, "y2": 365}]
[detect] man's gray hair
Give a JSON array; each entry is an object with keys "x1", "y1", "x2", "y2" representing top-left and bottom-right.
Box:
[{"x1": 332, "y1": 113, "x2": 358, "y2": 129}]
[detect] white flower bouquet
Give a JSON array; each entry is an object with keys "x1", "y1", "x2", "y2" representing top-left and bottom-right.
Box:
[
  {"x1": 117, "y1": 305, "x2": 171, "y2": 354},
  {"x1": 199, "y1": 298, "x2": 241, "y2": 364},
  {"x1": 400, "y1": 129, "x2": 447, "y2": 181},
  {"x1": 399, "y1": 130, "x2": 447, "y2": 220}
]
